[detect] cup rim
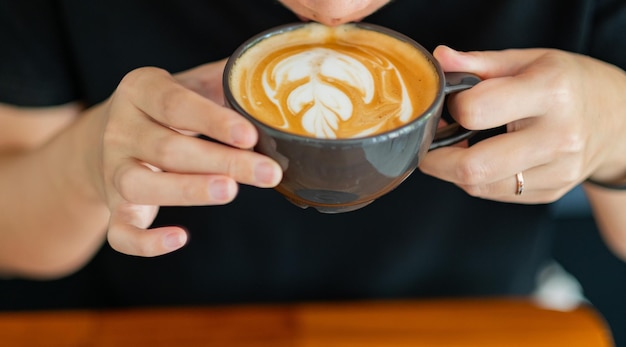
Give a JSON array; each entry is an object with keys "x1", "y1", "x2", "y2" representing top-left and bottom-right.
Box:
[{"x1": 222, "y1": 21, "x2": 446, "y2": 145}]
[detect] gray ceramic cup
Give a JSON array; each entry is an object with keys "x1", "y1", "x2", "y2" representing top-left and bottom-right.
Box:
[{"x1": 223, "y1": 22, "x2": 480, "y2": 213}]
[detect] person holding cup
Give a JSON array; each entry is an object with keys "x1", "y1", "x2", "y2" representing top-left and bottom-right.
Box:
[
  {"x1": 0, "y1": 0, "x2": 624, "y2": 311},
  {"x1": 223, "y1": 21, "x2": 481, "y2": 213}
]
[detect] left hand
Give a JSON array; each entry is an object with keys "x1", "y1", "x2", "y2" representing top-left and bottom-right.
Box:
[{"x1": 420, "y1": 45, "x2": 626, "y2": 203}]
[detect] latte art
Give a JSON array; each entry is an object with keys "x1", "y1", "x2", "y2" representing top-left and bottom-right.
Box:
[
  {"x1": 229, "y1": 23, "x2": 438, "y2": 139},
  {"x1": 264, "y1": 47, "x2": 413, "y2": 138}
]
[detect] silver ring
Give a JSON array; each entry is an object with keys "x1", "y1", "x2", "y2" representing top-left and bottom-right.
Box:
[{"x1": 515, "y1": 172, "x2": 525, "y2": 196}]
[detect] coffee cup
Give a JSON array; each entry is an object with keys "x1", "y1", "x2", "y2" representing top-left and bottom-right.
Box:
[{"x1": 223, "y1": 22, "x2": 480, "y2": 213}]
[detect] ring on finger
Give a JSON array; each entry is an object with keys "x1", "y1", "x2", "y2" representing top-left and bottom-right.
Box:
[{"x1": 515, "y1": 172, "x2": 525, "y2": 196}]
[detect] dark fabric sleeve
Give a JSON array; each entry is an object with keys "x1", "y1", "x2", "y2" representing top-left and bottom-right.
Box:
[
  {"x1": 589, "y1": 0, "x2": 626, "y2": 69},
  {"x1": 0, "y1": 0, "x2": 79, "y2": 106}
]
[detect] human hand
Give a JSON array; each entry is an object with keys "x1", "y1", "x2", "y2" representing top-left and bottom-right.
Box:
[
  {"x1": 91, "y1": 60, "x2": 282, "y2": 256},
  {"x1": 420, "y1": 46, "x2": 626, "y2": 203}
]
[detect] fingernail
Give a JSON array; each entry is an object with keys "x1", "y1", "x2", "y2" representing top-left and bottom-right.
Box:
[
  {"x1": 209, "y1": 178, "x2": 231, "y2": 201},
  {"x1": 163, "y1": 232, "x2": 186, "y2": 250},
  {"x1": 255, "y1": 161, "x2": 279, "y2": 186}
]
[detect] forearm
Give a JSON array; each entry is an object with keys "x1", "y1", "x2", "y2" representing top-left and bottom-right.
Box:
[
  {"x1": 0, "y1": 108, "x2": 110, "y2": 279},
  {"x1": 584, "y1": 184, "x2": 626, "y2": 262}
]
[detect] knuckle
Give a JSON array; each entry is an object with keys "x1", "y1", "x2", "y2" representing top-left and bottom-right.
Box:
[
  {"x1": 558, "y1": 159, "x2": 585, "y2": 186},
  {"x1": 550, "y1": 81, "x2": 575, "y2": 109},
  {"x1": 151, "y1": 135, "x2": 180, "y2": 166},
  {"x1": 118, "y1": 67, "x2": 167, "y2": 96},
  {"x1": 158, "y1": 85, "x2": 188, "y2": 125},
  {"x1": 542, "y1": 53, "x2": 579, "y2": 108},
  {"x1": 555, "y1": 128, "x2": 585, "y2": 155},
  {"x1": 221, "y1": 151, "x2": 247, "y2": 179},
  {"x1": 455, "y1": 155, "x2": 489, "y2": 186}
]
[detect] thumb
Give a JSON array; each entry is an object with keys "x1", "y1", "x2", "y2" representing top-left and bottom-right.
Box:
[
  {"x1": 107, "y1": 202, "x2": 189, "y2": 257},
  {"x1": 433, "y1": 45, "x2": 546, "y2": 79}
]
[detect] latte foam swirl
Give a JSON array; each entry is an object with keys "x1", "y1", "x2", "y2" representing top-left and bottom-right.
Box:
[
  {"x1": 230, "y1": 24, "x2": 437, "y2": 139},
  {"x1": 262, "y1": 47, "x2": 413, "y2": 138}
]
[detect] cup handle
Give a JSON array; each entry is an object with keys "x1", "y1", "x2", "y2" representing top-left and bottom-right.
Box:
[{"x1": 429, "y1": 72, "x2": 481, "y2": 150}]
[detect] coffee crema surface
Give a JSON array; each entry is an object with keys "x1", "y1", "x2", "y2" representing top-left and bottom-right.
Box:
[{"x1": 229, "y1": 23, "x2": 439, "y2": 139}]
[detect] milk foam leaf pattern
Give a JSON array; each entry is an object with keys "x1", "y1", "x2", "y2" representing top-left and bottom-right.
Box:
[
  {"x1": 290, "y1": 82, "x2": 352, "y2": 139},
  {"x1": 267, "y1": 48, "x2": 375, "y2": 139}
]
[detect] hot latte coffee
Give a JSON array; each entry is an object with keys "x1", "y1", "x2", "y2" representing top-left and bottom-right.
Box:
[{"x1": 228, "y1": 23, "x2": 439, "y2": 139}]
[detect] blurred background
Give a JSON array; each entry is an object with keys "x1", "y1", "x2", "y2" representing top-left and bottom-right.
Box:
[
  {"x1": 1, "y1": 184, "x2": 623, "y2": 346},
  {"x1": 551, "y1": 185, "x2": 626, "y2": 347}
]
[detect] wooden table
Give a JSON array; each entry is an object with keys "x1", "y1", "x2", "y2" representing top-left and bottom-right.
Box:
[{"x1": 0, "y1": 298, "x2": 614, "y2": 347}]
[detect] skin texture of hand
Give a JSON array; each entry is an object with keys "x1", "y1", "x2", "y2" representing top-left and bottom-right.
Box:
[
  {"x1": 421, "y1": 45, "x2": 626, "y2": 203},
  {"x1": 93, "y1": 59, "x2": 282, "y2": 257},
  {"x1": 0, "y1": 60, "x2": 283, "y2": 278},
  {"x1": 421, "y1": 46, "x2": 626, "y2": 260}
]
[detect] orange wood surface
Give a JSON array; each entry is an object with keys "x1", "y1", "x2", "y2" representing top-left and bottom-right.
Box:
[{"x1": 0, "y1": 298, "x2": 614, "y2": 347}]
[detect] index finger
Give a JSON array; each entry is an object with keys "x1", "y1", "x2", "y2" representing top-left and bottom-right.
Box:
[
  {"x1": 118, "y1": 66, "x2": 257, "y2": 149},
  {"x1": 434, "y1": 45, "x2": 549, "y2": 79},
  {"x1": 435, "y1": 46, "x2": 558, "y2": 130}
]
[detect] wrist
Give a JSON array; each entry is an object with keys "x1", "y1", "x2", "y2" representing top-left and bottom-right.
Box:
[{"x1": 55, "y1": 105, "x2": 109, "y2": 205}]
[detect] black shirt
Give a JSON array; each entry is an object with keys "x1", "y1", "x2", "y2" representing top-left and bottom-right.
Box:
[{"x1": 1, "y1": 0, "x2": 624, "y2": 309}]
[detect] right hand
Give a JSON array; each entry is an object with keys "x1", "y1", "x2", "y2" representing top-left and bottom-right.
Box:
[{"x1": 91, "y1": 60, "x2": 282, "y2": 257}]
